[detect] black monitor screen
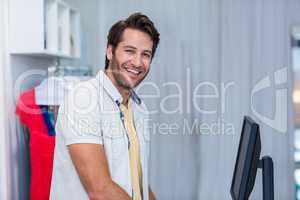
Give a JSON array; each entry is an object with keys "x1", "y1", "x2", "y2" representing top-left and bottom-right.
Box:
[{"x1": 230, "y1": 116, "x2": 261, "y2": 200}]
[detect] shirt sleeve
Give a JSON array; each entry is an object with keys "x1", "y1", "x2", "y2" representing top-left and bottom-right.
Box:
[{"x1": 56, "y1": 83, "x2": 103, "y2": 146}]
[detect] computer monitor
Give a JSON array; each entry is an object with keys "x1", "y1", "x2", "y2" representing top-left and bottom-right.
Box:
[{"x1": 230, "y1": 116, "x2": 274, "y2": 200}]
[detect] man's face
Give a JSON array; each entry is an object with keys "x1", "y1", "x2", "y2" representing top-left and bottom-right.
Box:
[{"x1": 107, "y1": 28, "x2": 153, "y2": 90}]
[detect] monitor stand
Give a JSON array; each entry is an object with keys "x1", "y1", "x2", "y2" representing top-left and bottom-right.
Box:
[{"x1": 258, "y1": 156, "x2": 274, "y2": 200}]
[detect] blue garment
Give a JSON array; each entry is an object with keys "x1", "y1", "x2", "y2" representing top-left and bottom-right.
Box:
[{"x1": 40, "y1": 106, "x2": 56, "y2": 136}]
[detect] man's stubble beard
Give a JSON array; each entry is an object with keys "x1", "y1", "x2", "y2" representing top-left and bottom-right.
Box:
[
  {"x1": 110, "y1": 56, "x2": 132, "y2": 90},
  {"x1": 110, "y1": 55, "x2": 149, "y2": 90}
]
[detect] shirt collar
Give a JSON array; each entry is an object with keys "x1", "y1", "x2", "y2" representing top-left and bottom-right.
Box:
[{"x1": 96, "y1": 70, "x2": 141, "y2": 105}]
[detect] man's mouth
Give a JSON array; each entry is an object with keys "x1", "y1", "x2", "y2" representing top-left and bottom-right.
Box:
[{"x1": 124, "y1": 67, "x2": 142, "y2": 76}]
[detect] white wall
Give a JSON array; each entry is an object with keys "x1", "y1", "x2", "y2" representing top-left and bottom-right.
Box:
[{"x1": 0, "y1": 0, "x2": 10, "y2": 199}]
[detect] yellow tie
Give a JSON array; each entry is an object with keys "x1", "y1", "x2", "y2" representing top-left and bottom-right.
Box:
[{"x1": 120, "y1": 100, "x2": 143, "y2": 200}]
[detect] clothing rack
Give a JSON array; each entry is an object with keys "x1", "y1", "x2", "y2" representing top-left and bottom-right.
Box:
[{"x1": 15, "y1": 59, "x2": 93, "y2": 200}]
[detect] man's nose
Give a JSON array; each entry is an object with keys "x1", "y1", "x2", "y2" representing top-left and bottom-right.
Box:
[{"x1": 132, "y1": 54, "x2": 143, "y2": 68}]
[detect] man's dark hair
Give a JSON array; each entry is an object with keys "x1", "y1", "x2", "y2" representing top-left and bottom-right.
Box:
[{"x1": 105, "y1": 12, "x2": 160, "y2": 69}]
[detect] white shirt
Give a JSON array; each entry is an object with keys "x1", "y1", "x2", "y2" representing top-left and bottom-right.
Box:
[{"x1": 50, "y1": 70, "x2": 151, "y2": 200}]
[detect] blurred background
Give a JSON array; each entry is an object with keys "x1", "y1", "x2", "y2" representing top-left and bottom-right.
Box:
[{"x1": 1, "y1": 0, "x2": 300, "y2": 199}]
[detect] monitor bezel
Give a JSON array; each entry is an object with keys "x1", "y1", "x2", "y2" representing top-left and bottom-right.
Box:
[{"x1": 230, "y1": 116, "x2": 261, "y2": 200}]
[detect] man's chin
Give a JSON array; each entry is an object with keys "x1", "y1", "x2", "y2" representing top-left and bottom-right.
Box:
[
  {"x1": 120, "y1": 82, "x2": 135, "y2": 90},
  {"x1": 123, "y1": 78, "x2": 140, "y2": 89},
  {"x1": 130, "y1": 80, "x2": 141, "y2": 88},
  {"x1": 126, "y1": 83, "x2": 137, "y2": 89}
]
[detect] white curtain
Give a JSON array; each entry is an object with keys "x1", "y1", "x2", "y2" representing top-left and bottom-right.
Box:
[{"x1": 101, "y1": 0, "x2": 300, "y2": 199}]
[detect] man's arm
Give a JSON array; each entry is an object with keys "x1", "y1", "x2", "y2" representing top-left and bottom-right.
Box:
[
  {"x1": 68, "y1": 143, "x2": 131, "y2": 200},
  {"x1": 149, "y1": 186, "x2": 156, "y2": 200}
]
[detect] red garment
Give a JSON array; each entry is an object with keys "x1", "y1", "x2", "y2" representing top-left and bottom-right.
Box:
[{"x1": 16, "y1": 89, "x2": 55, "y2": 200}]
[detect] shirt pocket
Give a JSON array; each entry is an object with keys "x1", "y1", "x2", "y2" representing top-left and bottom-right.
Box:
[{"x1": 104, "y1": 126, "x2": 127, "y2": 160}]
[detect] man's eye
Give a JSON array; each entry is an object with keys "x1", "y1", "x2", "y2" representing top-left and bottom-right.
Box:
[
  {"x1": 125, "y1": 49, "x2": 134, "y2": 53},
  {"x1": 143, "y1": 53, "x2": 151, "y2": 59}
]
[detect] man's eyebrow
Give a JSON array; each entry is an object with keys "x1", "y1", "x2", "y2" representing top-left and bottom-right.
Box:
[
  {"x1": 123, "y1": 45, "x2": 152, "y2": 54},
  {"x1": 123, "y1": 45, "x2": 137, "y2": 49}
]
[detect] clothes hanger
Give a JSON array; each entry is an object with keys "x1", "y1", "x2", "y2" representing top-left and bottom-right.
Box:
[
  {"x1": 35, "y1": 58, "x2": 91, "y2": 106},
  {"x1": 35, "y1": 75, "x2": 84, "y2": 106}
]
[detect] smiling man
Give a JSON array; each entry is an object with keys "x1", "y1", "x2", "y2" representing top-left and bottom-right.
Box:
[{"x1": 50, "y1": 13, "x2": 160, "y2": 200}]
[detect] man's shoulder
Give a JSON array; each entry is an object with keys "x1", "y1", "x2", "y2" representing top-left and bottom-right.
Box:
[
  {"x1": 66, "y1": 77, "x2": 111, "y2": 103},
  {"x1": 68, "y1": 77, "x2": 99, "y2": 96},
  {"x1": 58, "y1": 79, "x2": 96, "y2": 116}
]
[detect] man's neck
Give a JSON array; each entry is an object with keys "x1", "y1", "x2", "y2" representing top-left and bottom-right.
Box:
[{"x1": 104, "y1": 69, "x2": 130, "y2": 106}]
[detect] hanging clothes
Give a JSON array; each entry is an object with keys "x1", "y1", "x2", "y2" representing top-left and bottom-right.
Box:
[
  {"x1": 16, "y1": 88, "x2": 55, "y2": 200},
  {"x1": 40, "y1": 105, "x2": 56, "y2": 136}
]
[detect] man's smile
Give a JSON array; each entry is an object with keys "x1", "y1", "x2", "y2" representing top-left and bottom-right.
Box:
[{"x1": 123, "y1": 66, "x2": 143, "y2": 77}]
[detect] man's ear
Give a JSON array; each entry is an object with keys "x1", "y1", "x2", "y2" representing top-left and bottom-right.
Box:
[{"x1": 106, "y1": 45, "x2": 113, "y2": 61}]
